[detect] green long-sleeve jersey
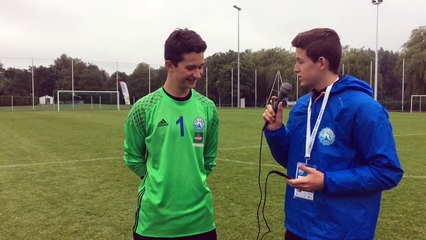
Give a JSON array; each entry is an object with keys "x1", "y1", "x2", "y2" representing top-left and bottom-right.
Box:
[{"x1": 123, "y1": 88, "x2": 219, "y2": 238}]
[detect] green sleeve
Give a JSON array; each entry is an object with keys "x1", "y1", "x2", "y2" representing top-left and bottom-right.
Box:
[
  {"x1": 204, "y1": 104, "x2": 219, "y2": 175},
  {"x1": 123, "y1": 105, "x2": 147, "y2": 178}
]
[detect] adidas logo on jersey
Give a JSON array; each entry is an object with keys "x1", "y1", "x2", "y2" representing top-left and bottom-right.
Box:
[{"x1": 157, "y1": 119, "x2": 169, "y2": 127}]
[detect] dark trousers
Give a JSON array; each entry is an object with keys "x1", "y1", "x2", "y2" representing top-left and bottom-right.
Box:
[
  {"x1": 133, "y1": 229, "x2": 217, "y2": 240},
  {"x1": 285, "y1": 230, "x2": 305, "y2": 240}
]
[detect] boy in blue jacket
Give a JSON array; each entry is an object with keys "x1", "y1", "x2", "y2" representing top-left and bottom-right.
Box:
[{"x1": 262, "y1": 28, "x2": 403, "y2": 240}]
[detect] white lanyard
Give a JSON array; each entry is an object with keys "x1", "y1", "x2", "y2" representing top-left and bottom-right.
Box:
[{"x1": 305, "y1": 79, "x2": 338, "y2": 163}]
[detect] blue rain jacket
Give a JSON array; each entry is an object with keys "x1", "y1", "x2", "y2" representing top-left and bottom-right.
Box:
[{"x1": 264, "y1": 75, "x2": 403, "y2": 240}]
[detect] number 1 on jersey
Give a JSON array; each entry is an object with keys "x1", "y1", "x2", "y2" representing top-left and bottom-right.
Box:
[{"x1": 176, "y1": 116, "x2": 184, "y2": 137}]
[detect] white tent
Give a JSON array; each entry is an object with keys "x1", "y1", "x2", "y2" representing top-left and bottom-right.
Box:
[{"x1": 39, "y1": 95, "x2": 54, "y2": 105}]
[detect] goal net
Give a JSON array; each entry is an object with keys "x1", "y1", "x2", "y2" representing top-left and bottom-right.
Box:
[
  {"x1": 56, "y1": 90, "x2": 119, "y2": 111},
  {"x1": 410, "y1": 95, "x2": 426, "y2": 112}
]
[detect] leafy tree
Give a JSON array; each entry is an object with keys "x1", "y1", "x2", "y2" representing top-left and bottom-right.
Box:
[
  {"x1": 34, "y1": 66, "x2": 57, "y2": 97},
  {"x1": 204, "y1": 50, "x2": 238, "y2": 106},
  {"x1": 251, "y1": 48, "x2": 299, "y2": 103},
  {"x1": 341, "y1": 48, "x2": 375, "y2": 84},
  {"x1": 52, "y1": 54, "x2": 73, "y2": 91},
  {"x1": 379, "y1": 49, "x2": 400, "y2": 101},
  {"x1": 128, "y1": 62, "x2": 150, "y2": 100},
  {"x1": 151, "y1": 66, "x2": 167, "y2": 92},
  {"x1": 1, "y1": 26, "x2": 425, "y2": 110},
  {"x1": 73, "y1": 62, "x2": 108, "y2": 91},
  {"x1": 107, "y1": 71, "x2": 129, "y2": 91},
  {"x1": 3, "y1": 68, "x2": 31, "y2": 96},
  {"x1": 401, "y1": 26, "x2": 426, "y2": 96}
]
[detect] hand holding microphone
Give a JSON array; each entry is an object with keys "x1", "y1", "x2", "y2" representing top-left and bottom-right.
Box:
[
  {"x1": 263, "y1": 83, "x2": 292, "y2": 131},
  {"x1": 263, "y1": 100, "x2": 284, "y2": 131}
]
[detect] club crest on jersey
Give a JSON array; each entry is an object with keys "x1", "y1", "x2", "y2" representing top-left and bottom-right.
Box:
[
  {"x1": 318, "y1": 127, "x2": 335, "y2": 146},
  {"x1": 193, "y1": 117, "x2": 205, "y2": 131}
]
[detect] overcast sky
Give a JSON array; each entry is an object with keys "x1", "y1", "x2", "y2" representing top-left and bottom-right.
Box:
[{"x1": 0, "y1": 0, "x2": 425, "y2": 73}]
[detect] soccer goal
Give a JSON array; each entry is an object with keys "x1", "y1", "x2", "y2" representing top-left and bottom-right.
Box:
[
  {"x1": 410, "y1": 95, "x2": 426, "y2": 113},
  {"x1": 56, "y1": 90, "x2": 120, "y2": 111}
]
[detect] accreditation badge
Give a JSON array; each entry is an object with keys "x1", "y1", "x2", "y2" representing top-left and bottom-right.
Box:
[{"x1": 293, "y1": 162, "x2": 316, "y2": 201}]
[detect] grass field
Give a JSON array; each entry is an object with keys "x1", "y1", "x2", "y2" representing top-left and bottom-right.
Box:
[{"x1": 0, "y1": 108, "x2": 425, "y2": 240}]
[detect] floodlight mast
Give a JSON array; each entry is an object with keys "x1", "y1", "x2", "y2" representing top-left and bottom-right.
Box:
[
  {"x1": 233, "y1": 5, "x2": 241, "y2": 107},
  {"x1": 372, "y1": 0, "x2": 383, "y2": 100}
]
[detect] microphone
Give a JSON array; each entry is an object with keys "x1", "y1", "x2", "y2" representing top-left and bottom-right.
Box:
[
  {"x1": 273, "y1": 83, "x2": 293, "y2": 113},
  {"x1": 263, "y1": 83, "x2": 292, "y2": 131}
]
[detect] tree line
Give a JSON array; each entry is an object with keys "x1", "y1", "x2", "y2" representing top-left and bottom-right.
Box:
[{"x1": 0, "y1": 26, "x2": 424, "y2": 110}]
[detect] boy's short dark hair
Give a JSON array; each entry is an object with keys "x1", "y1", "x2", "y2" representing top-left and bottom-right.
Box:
[
  {"x1": 291, "y1": 28, "x2": 342, "y2": 74},
  {"x1": 164, "y1": 28, "x2": 207, "y2": 66}
]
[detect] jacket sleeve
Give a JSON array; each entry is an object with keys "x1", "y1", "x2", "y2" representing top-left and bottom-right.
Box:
[
  {"x1": 204, "y1": 105, "x2": 219, "y2": 176},
  {"x1": 264, "y1": 125, "x2": 290, "y2": 168},
  {"x1": 324, "y1": 103, "x2": 403, "y2": 195},
  {"x1": 123, "y1": 105, "x2": 147, "y2": 178}
]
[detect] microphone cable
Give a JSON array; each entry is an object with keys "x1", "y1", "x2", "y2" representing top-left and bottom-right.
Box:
[
  {"x1": 256, "y1": 126, "x2": 267, "y2": 240},
  {"x1": 256, "y1": 127, "x2": 288, "y2": 240},
  {"x1": 257, "y1": 112, "x2": 290, "y2": 240}
]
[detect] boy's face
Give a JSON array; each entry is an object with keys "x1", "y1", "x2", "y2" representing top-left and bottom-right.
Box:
[
  {"x1": 167, "y1": 52, "x2": 205, "y2": 90},
  {"x1": 294, "y1": 48, "x2": 324, "y2": 89}
]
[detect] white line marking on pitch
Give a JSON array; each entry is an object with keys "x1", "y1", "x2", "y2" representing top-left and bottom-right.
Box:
[
  {"x1": 220, "y1": 145, "x2": 265, "y2": 151},
  {"x1": 394, "y1": 133, "x2": 426, "y2": 137},
  {"x1": 1, "y1": 155, "x2": 424, "y2": 179},
  {"x1": 216, "y1": 157, "x2": 425, "y2": 179},
  {"x1": 402, "y1": 175, "x2": 426, "y2": 179},
  {"x1": 216, "y1": 157, "x2": 279, "y2": 168},
  {"x1": 0, "y1": 156, "x2": 120, "y2": 169},
  {"x1": 218, "y1": 133, "x2": 426, "y2": 151}
]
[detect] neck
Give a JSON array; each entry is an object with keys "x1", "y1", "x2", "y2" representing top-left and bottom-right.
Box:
[
  {"x1": 163, "y1": 78, "x2": 191, "y2": 98},
  {"x1": 313, "y1": 73, "x2": 339, "y2": 91}
]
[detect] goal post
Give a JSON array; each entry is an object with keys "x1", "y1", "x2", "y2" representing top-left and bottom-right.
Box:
[
  {"x1": 410, "y1": 95, "x2": 426, "y2": 113},
  {"x1": 56, "y1": 90, "x2": 120, "y2": 111}
]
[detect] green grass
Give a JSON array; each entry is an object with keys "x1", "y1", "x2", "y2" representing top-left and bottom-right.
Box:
[{"x1": 0, "y1": 109, "x2": 425, "y2": 240}]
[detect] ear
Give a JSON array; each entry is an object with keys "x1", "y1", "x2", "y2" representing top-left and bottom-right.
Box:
[
  {"x1": 165, "y1": 60, "x2": 175, "y2": 71},
  {"x1": 317, "y1": 57, "x2": 329, "y2": 71}
]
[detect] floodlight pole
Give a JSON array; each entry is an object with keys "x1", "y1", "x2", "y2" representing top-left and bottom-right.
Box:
[
  {"x1": 296, "y1": 74, "x2": 299, "y2": 100},
  {"x1": 116, "y1": 62, "x2": 120, "y2": 111},
  {"x1": 233, "y1": 5, "x2": 241, "y2": 108},
  {"x1": 31, "y1": 58, "x2": 35, "y2": 110},
  {"x1": 231, "y1": 68, "x2": 234, "y2": 108},
  {"x1": 148, "y1": 66, "x2": 151, "y2": 94},
  {"x1": 372, "y1": 0, "x2": 383, "y2": 100},
  {"x1": 402, "y1": 57, "x2": 405, "y2": 112},
  {"x1": 370, "y1": 61, "x2": 373, "y2": 87},
  {"x1": 72, "y1": 59, "x2": 74, "y2": 109},
  {"x1": 205, "y1": 66, "x2": 208, "y2": 97},
  {"x1": 254, "y1": 69, "x2": 257, "y2": 108}
]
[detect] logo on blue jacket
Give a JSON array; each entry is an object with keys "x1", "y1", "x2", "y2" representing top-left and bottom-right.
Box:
[{"x1": 318, "y1": 127, "x2": 335, "y2": 146}]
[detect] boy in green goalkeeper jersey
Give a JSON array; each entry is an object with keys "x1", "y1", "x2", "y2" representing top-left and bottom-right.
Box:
[{"x1": 124, "y1": 28, "x2": 219, "y2": 240}]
